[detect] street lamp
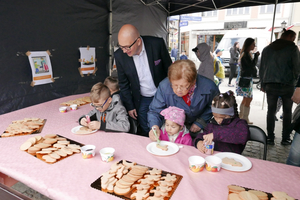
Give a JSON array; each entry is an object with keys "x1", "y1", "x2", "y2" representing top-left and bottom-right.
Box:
[{"x1": 281, "y1": 21, "x2": 287, "y2": 29}]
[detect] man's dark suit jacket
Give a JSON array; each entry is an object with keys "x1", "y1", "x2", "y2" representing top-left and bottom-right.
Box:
[{"x1": 114, "y1": 36, "x2": 172, "y2": 112}]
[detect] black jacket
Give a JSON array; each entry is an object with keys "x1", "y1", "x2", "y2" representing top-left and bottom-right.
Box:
[
  {"x1": 259, "y1": 39, "x2": 300, "y2": 88},
  {"x1": 114, "y1": 36, "x2": 172, "y2": 112},
  {"x1": 229, "y1": 47, "x2": 239, "y2": 65},
  {"x1": 240, "y1": 52, "x2": 258, "y2": 77}
]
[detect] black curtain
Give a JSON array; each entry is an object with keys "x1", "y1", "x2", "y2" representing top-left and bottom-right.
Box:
[{"x1": 0, "y1": 0, "x2": 109, "y2": 114}]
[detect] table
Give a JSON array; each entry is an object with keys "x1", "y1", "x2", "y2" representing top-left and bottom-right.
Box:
[{"x1": 0, "y1": 94, "x2": 299, "y2": 200}]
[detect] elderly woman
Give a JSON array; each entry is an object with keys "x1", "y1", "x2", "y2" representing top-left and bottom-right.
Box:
[{"x1": 148, "y1": 60, "x2": 219, "y2": 140}]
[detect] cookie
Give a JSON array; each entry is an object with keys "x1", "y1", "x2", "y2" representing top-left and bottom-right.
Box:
[
  {"x1": 107, "y1": 178, "x2": 118, "y2": 193},
  {"x1": 161, "y1": 174, "x2": 177, "y2": 183},
  {"x1": 55, "y1": 137, "x2": 67, "y2": 141},
  {"x1": 144, "y1": 174, "x2": 161, "y2": 182},
  {"x1": 43, "y1": 138, "x2": 58, "y2": 144},
  {"x1": 122, "y1": 160, "x2": 136, "y2": 169},
  {"x1": 49, "y1": 152, "x2": 61, "y2": 159},
  {"x1": 132, "y1": 183, "x2": 151, "y2": 191},
  {"x1": 36, "y1": 150, "x2": 52, "y2": 154},
  {"x1": 57, "y1": 140, "x2": 70, "y2": 145},
  {"x1": 222, "y1": 157, "x2": 243, "y2": 167},
  {"x1": 44, "y1": 134, "x2": 57, "y2": 138},
  {"x1": 61, "y1": 147, "x2": 73, "y2": 155},
  {"x1": 20, "y1": 141, "x2": 33, "y2": 151},
  {"x1": 113, "y1": 186, "x2": 131, "y2": 195},
  {"x1": 42, "y1": 155, "x2": 57, "y2": 163},
  {"x1": 150, "y1": 189, "x2": 168, "y2": 198},
  {"x1": 55, "y1": 149, "x2": 67, "y2": 157},
  {"x1": 147, "y1": 168, "x2": 162, "y2": 175},
  {"x1": 27, "y1": 137, "x2": 37, "y2": 145},
  {"x1": 130, "y1": 189, "x2": 149, "y2": 200},
  {"x1": 27, "y1": 146, "x2": 40, "y2": 154},
  {"x1": 53, "y1": 143, "x2": 66, "y2": 149},
  {"x1": 238, "y1": 191, "x2": 260, "y2": 200},
  {"x1": 34, "y1": 143, "x2": 51, "y2": 148},
  {"x1": 109, "y1": 162, "x2": 122, "y2": 174},
  {"x1": 156, "y1": 143, "x2": 168, "y2": 151},
  {"x1": 228, "y1": 185, "x2": 246, "y2": 194},
  {"x1": 248, "y1": 190, "x2": 268, "y2": 200},
  {"x1": 138, "y1": 178, "x2": 154, "y2": 185},
  {"x1": 228, "y1": 193, "x2": 242, "y2": 200}
]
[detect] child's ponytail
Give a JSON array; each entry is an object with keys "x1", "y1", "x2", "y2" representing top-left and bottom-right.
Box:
[{"x1": 212, "y1": 90, "x2": 239, "y2": 117}]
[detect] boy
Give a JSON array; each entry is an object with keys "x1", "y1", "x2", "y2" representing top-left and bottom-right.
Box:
[
  {"x1": 79, "y1": 82, "x2": 130, "y2": 132},
  {"x1": 104, "y1": 76, "x2": 120, "y2": 97}
]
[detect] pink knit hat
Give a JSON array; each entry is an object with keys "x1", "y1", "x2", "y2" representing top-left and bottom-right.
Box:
[{"x1": 160, "y1": 106, "x2": 185, "y2": 126}]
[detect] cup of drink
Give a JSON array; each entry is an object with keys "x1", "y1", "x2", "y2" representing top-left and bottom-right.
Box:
[
  {"x1": 205, "y1": 142, "x2": 215, "y2": 155},
  {"x1": 100, "y1": 147, "x2": 115, "y2": 162},
  {"x1": 188, "y1": 156, "x2": 205, "y2": 173},
  {"x1": 80, "y1": 145, "x2": 96, "y2": 159},
  {"x1": 59, "y1": 106, "x2": 67, "y2": 113},
  {"x1": 70, "y1": 104, "x2": 78, "y2": 110},
  {"x1": 205, "y1": 156, "x2": 222, "y2": 172}
]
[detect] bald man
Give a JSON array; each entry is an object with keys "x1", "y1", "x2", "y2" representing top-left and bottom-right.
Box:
[{"x1": 114, "y1": 24, "x2": 172, "y2": 136}]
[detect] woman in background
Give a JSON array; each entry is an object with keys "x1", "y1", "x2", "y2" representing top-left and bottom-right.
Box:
[{"x1": 228, "y1": 42, "x2": 240, "y2": 87}]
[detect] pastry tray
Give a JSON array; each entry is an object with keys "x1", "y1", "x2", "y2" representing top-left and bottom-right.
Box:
[
  {"x1": 91, "y1": 160, "x2": 183, "y2": 200},
  {"x1": 1, "y1": 119, "x2": 47, "y2": 138},
  {"x1": 24, "y1": 134, "x2": 83, "y2": 164}
]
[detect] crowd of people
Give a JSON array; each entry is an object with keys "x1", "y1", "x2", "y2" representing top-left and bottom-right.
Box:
[{"x1": 80, "y1": 24, "x2": 300, "y2": 167}]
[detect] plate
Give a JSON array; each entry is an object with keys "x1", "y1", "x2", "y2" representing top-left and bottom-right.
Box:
[
  {"x1": 146, "y1": 141, "x2": 179, "y2": 156},
  {"x1": 71, "y1": 126, "x2": 97, "y2": 135},
  {"x1": 214, "y1": 152, "x2": 252, "y2": 172}
]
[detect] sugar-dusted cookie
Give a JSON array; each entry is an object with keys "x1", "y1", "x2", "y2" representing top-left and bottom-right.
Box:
[
  {"x1": 26, "y1": 137, "x2": 37, "y2": 145},
  {"x1": 57, "y1": 140, "x2": 70, "y2": 145},
  {"x1": 122, "y1": 160, "x2": 136, "y2": 169},
  {"x1": 36, "y1": 150, "x2": 52, "y2": 154},
  {"x1": 113, "y1": 186, "x2": 131, "y2": 195},
  {"x1": 158, "y1": 181, "x2": 174, "y2": 187},
  {"x1": 101, "y1": 171, "x2": 116, "y2": 188},
  {"x1": 49, "y1": 152, "x2": 61, "y2": 159},
  {"x1": 44, "y1": 134, "x2": 57, "y2": 138},
  {"x1": 130, "y1": 189, "x2": 150, "y2": 200},
  {"x1": 53, "y1": 143, "x2": 66, "y2": 149},
  {"x1": 20, "y1": 141, "x2": 33, "y2": 151},
  {"x1": 27, "y1": 147, "x2": 40, "y2": 154},
  {"x1": 150, "y1": 189, "x2": 168, "y2": 198},
  {"x1": 155, "y1": 184, "x2": 172, "y2": 193},
  {"x1": 222, "y1": 157, "x2": 243, "y2": 167},
  {"x1": 107, "y1": 178, "x2": 118, "y2": 193},
  {"x1": 248, "y1": 190, "x2": 268, "y2": 199},
  {"x1": 147, "y1": 168, "x2": 162, "y2": 175},
  {"x1": 109, "y1": 162, "x2": 122, "y2": 174},
  {"x1": 34, "y1": 143, "x2": 51, "y2": 148},
  {"x1": 116, "y1": 165, "x2": 127, "y2": 179},
  {"x1": 43, "y1": 138, "x2": 58, "y2": 144},
  {"x1": 144, "y1": 174, "x2": 161, "y2": 182},
  {"x1": 42, "y1": 155, "x2": 57, "y2": 163},
  {"x1": 161, "y1": 174, "x2": 177, "y2": 183},
  {"x1": 227, "y1": 185, "x2": 246, "y2": 194},
  {"x1": 132, "y1": 183, "x2": 151, "y2": 191},
  {"x1": 239, "y1": 191, "x2": 259, "y2": 200},
  {"x1": 138, "y1": 178, "x2": 154, "y2": 186},
  {"x1": 228, "y1": 193, "x2": 242, "y2": 200},
  {"x1": 55, "y1": 149, "x2": 67, "y2": 157}
]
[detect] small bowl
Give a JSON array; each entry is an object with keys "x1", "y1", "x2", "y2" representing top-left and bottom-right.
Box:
[
  {"x1": 70, "y1": 104, "x2": 78, "y2": 110},
  {"x1": 99, "y1": 147, "x2": 115, "y2": 163},
  {"x1": 188, "y1": 156, "x2": 205, "y2": 173},
  {"x1": 59, "y1": 106, "x2": 67, "y2": 113},
  {"x1": 80, "y1": 145, "x2": 96, "y2": 159},
  {"x1": 205, "y1": 156, "x2": 222, "y2": 172}
]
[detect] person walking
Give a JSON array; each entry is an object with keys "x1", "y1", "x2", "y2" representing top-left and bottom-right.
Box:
[
  {"x1": 228, "y1": 42, "x2": 240, "y2": 87},
  {"x1": 236, "y1": 38, "x2": 260, "y2": 124},
  {"x1": 171, "y1": 45, "x2": 178, "y2": 61},
  {"x1": 260, "y1": 29, "x2": 300, "y2": 145},
  {"x1": 114, "y1": 24, "x2": 172, "y2": 136}
]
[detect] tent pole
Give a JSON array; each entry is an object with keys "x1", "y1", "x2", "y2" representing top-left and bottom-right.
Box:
[
  {"x1": 262, "y1": 0, "x2": 278, "y2": 110},
  {"x1": 178, "y1": 15, "x2": 181, "y2": 61},
  {"x1": 109, "y1": 0, "x2": 113, "y2": 76}
]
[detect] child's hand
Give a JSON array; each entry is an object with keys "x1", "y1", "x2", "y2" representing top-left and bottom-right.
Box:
[
  {"x1": 149, "y1": 125, "x2": 160, "y2": 141},
  {"x1": 196, "y1": 141, "x2": 206, "y2": 153},
  {"x1": 88, "y1": 121, "x2": 100, "y2": 130},
  {"x1": 203, "y1": 133, "x2": 214, "y2": 145},
  {"x1": 80, "y1": 118, "x2": 88, "y2": 127}
]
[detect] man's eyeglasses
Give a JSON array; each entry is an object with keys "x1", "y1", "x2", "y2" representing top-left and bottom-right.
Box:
[
  {"x1": 90, "y1": 97, "x2": 109, "y2": 109},
  {"x1": 171, "y1": 83, "x2": 191, "y2": 91},
  {"x1": 118, "y1": 37, "x2": 140, "y2": 51}
]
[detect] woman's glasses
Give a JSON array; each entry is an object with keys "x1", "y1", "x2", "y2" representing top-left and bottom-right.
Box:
[
  {"x1": 90, "y1": 97, "x2": 109, "y2": 109},
  {"x1": 171, "y1": 83, "x2": 191, "y2": 91}
]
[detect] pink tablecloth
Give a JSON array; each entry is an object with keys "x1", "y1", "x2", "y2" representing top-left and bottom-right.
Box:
[{"x1": 0, "y1": 94, "x2": 300, "y2": 200}]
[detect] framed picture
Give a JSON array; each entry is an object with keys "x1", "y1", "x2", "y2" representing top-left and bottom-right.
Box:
[
  {"x1": 27, "y1": 51, "x2": 54, "y2": 86},
  {"x1": 79, "y1": 47, "x2": 96, "y2": 75}
]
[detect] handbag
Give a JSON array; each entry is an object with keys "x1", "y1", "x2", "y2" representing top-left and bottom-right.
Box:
[{"x1": 238, "y1": 77, "x2": 251, "y2": 88}]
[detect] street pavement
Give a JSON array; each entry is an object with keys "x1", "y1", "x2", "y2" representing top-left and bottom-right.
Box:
[
  {"x1": 219, "y1": 77, "x2": 296, "y2": 164},
  {"x1": 10, "y1": 78, "x2": 298, "y2": 199}
]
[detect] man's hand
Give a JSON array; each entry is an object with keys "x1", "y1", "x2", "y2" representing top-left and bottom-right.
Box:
[
  {"x1": 149, "y1": 125, "x2": 160, "y2": 141},
  {"x1": 128, "y1": 109, "x2": 138, "y2": 120},
  {"x1": 88, "y1": 121, "x2": 100, "y2": 130},
  {"x1": 196, "y1": 140, "x2": 206, "y2": 153},
  {"x1": 292, "y1": 87, "x2": 300, "y2": 104},
  {"x1": 203, "y1": 133, "x2": 214, "y2": 145},
  {"x1": 190, "y1": 123, "x2": 201, "y2": 133}
]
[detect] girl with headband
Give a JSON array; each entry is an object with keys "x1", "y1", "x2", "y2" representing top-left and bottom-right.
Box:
[
  {"x1": 194, "y1": 91, "x2": 250, "y2": 154},
  {"x1": 154, "y1": 106, "x2": 192, "y2": 146}
]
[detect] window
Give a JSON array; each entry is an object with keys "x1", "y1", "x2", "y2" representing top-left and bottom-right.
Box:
[
  {"x1": 203, "y1": 10, "x2": 217, "y2": 17},
  {"x1": 227, "y1": 7, "x2": 250, "y2": 15},
  {"x1": 260, "y1": 4, "x2": 281, "y2": 14}
]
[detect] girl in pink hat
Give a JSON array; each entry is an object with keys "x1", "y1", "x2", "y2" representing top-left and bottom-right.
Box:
[{"x1": 158, "y1": 106, "x2": 192, "y2": 146}]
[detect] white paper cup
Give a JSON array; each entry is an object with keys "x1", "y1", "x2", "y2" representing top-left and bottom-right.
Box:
[
  {"x1": 205, "y1": 156, "x2": 222, "y2": 172},
  {"x1": 99, "y1": 147, "x2": 115, "y2": 162},
  {"x1": 70, "y1": 104, "x2": 78, "y2": 110},
  {"x1": 205, "y1": 142, "x2": 215, "y2": 155},
  {"x1": 59, "y1": 106, "x2": 67, "y2": 113},
  {"x1": 80, "y1": 145, "x2": 96, "y2": 159},
  {"x1": 188, "y1": 156, "x2": 205, "y2": 172}
]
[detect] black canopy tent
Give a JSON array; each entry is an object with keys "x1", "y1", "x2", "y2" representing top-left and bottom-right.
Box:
[{"x1": 0, "y1": 0, "x2": 297, "y2": 115}]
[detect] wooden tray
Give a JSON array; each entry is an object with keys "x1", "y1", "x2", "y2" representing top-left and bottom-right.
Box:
[
  {"x1": 91, "y1": 160, "x2": 183, "y2": 200},
  {"x1": 24, "y1": 134, "x2": 83, "y2": 164},
  {"x1": 1, "y1": 119, "x2": 47, "y2": 138}
]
